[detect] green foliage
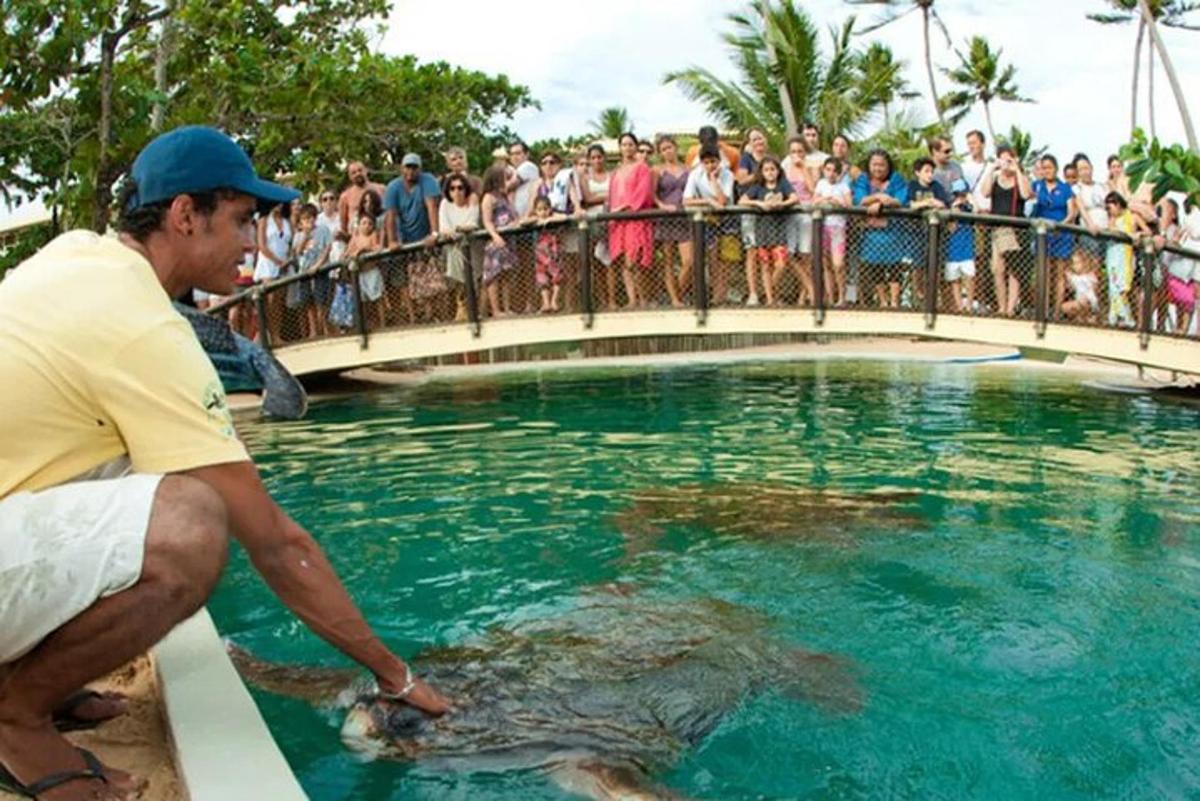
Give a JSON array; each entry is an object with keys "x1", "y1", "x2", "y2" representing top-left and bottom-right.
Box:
[
  {"x1": 858, "y1": 110, "x2": 942, "y2": 175},
  {"x1": 1119, "y1": 128, "x2": 1200, "y2": 205},
  {"x1": 663, "y1": 1, "x2": 872, "y2": 152},
  {"x1": 994, "y1": 125, "x2": 1047, "y2": 170},
  {"x1": 1088, "y1": 0, "x2": 1200, "y2": 28},
  {"x1": 0, "y1": 0, "x2": 536, "y2": 229},
  {"x1": 0, "y1": 221, "x2": 55, "y2": 277},
  {"x1": 939, "y1": 36, "x2": 1031, "y2": 136},
  {"x1": 856, "y1": 42, "x2": 918, "y2": 126},
  {"x1": 590, "y1": 107, "x2": 632, "y2": 139}
]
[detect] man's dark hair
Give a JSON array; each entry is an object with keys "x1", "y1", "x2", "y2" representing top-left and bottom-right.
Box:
[
  {"x1": 699, "y1": 145, "x2": 721, "y2": 162},
  {"x1": 508, "y1": 140, "x2": 529, "y2": 155},
  {"x1": 115, "y1": 180, "x2": 241, "y2": 243},
  {"x1": 802, "y1": 121, "x2": 819, "y2": 134},
  {"x1": 697, "y1": 125, "x2": 718, "y2": 145},
  {"x1": 913, "y1": 157, "x2": 935, "y2": 174},
  {"x1": 1041, "y1": 153, "x2": 1058, "y2": 169},
  {"x1": 298, "y1": 202, "x2": 319, "y2": 219},
  {"x1": 966, "y1": 129, "x2": 986, "y2": 144}
]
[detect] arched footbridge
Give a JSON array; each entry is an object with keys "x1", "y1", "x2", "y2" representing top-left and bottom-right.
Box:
[{"x1": 210, "y1": 207, "x2": 1200, "y2": 378}]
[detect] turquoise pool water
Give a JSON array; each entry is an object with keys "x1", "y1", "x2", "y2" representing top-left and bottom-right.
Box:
[{"x1": 210, "y1": 360, "x2": 1200, "y2": 800}]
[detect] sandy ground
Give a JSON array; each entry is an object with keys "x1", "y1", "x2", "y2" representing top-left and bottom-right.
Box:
[{"x1": 0, "y1": 656, "x2": 182, "y2": 801}]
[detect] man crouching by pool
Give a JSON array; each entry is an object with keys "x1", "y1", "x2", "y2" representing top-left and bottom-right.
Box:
[{"x1": 0, "y1": 126, "x2": 451, "y2": 801}]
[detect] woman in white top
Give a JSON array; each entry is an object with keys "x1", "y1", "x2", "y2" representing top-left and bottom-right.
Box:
[
  {"x1": 438, "y1": 177, "x2": 483, "y2": 321},
  {"x1": 1072, "y1": 156, "x2": 1109, "y2": 275},
  {"x1": 254, "y1": 202, "x2": 292, "y2": 344},
  {"x1": 582, "y1": 143, "x2": 612, "y2": 269}
]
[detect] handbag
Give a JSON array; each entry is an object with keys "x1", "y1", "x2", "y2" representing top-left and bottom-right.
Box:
[{"x1": 328, "y1": 281, "x2": 355, "y2": 328}]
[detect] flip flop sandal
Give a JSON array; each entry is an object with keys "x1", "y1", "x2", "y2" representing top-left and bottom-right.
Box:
[
  {"x1": 53, "y1": 690, "x2": 126, "y2": 733},
  {"x1": 0, "y1": 747, "x2": 108, "y2": 798}
]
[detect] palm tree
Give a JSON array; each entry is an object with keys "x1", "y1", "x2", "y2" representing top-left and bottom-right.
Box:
[
  {"x1": 590, "y1": 107, "x2": 631, "y2": 139},
  {"x1": 995, "y1": 126, "x2": 1047, "y2": 171},
  {"x1": 846, "y1": 0, "x2": 952, "y2": 129},
  {"x1": 1088, "y1": 0, "x2": 1199, "y2": 139},
  {"x1": 939, "y1": 36, "x2": 1032, "y2": 144},
  {"x1": 663, "y1": 1, "x2": 869, "y2": 151},
  {"x1": 856, "y1": 42, "x2": 918, "y2": 129}
]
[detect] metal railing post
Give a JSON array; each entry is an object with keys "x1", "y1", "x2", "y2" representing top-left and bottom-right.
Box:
[
  {"x1": 461, "y1": 240, "x2": 481, "y2": 337},
  {"x1": 811, "y1": 208, "x2": 825, "y2": 325},
  {"x1": 253, "y1": 285, "x2": 272, "y2": 352},
  {"x1": 691, "y1": 211, "x2": 708, "y2": 325},
  {"x1": 1139, "y1": 238, "x2": 1157, "y2": 348},
  {"x1": 924, "y1": 212, "x2": 942, "y2": 329},
  {"x1": 348, "y1": 259, "x2": 369, "y2": 350},
  {"x1": 1034, "y1": 222, "x2": 1049, "y2": 338},
  {"x1": 578, "y1": 219, "x2": 594, "y2": 329}
]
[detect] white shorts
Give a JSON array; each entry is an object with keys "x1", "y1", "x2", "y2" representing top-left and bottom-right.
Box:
[
  {"x1": 0, "y1": 474, "x2": 162, "y2": 664},
  {"x1": 945, "y1": 260, "x2": 976, "y2": 281},
  {"x1": 789, "y1": 213, "x2": 812, "y2": 255}
]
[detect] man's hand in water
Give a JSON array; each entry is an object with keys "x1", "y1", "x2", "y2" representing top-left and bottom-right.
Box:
[{"x1": 378, "y1": 670, "x2": 453, "y2": 716}]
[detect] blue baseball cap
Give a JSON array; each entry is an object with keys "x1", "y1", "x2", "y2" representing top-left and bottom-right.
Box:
[{"x1": 126, "y1": 125, "x2": 300, "y2": 211}]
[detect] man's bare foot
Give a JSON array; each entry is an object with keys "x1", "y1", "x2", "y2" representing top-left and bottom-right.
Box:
[
  {"x1": 0, "y1": 717, "x2": 144, "y2": 800},
  {"x1": 54, "y1": 692, "x2": 127, "y2": 731}
]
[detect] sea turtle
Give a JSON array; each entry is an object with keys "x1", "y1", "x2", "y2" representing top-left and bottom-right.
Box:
[
  {"x1": 612, "y1": 483, "x2": 923, "y2": 555},
  {"x1": 229, "y1": 589, "x2": 863, "y2": 800},
  {"x1": 174, "y1": 301, "x2": 308, "y2": 419}
]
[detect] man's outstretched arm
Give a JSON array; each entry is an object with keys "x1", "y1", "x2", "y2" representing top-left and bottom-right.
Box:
[{"x1": 185, "y1": 460, "x2": 450, "y2": 715}]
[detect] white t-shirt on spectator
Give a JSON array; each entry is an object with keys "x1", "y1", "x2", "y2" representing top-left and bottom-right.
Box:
[
  {"x1": 1074, "y1": 182, "x2": 1109, "y2": 230},
  {"x1": 318, "y1": 210, "x2": 340, "y2": 236},
  {"x1": 511, "y1": 160, "x2": 540, "y2": 218},
  {"x1": 683, "y1": 163, "x2": 735, "y2": 203},
  {"x1": 814, "y1": 178, "x2": 851, "y2": 228}
]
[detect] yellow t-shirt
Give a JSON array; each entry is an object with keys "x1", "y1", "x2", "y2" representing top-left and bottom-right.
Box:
[{"x1": 0, "y1": 231, "x2": 249, "y2": 497}]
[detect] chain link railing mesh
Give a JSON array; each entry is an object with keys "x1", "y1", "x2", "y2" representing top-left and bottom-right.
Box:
[{"x1": 204, "y1": 208, "x2": 1200, "y2": 350}]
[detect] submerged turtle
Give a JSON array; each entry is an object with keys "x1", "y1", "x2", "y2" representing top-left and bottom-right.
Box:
[
  {"x1": 174, "y1": 301, "x2": 307, "y2": 419},
  {"x1": 612, "y1": 482, "x2": 923, "y2": 555},
  {"x1": 230, "y1": 590, "x2": 863, "y2": 800}
]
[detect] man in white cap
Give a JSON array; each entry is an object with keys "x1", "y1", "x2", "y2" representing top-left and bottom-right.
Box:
[{"x1": 0, "y1": 126, "x2": 450, "y2": 801}]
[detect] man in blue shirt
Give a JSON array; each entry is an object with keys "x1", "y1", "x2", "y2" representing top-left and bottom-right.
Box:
[{"x1": 383, "y1": 153, "x2": 441, "y2": 248}]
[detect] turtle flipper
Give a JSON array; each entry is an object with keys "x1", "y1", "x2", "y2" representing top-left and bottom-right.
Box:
[
  {"x1": 548, "y1": 760, "x2": 692, "y2": 801},
  {"x1": 243, "y1": 337, "x2": 308, "y2": 419}
]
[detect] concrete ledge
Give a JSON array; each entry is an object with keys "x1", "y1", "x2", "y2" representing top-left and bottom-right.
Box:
[
  {"x1": 154, "y1": 610, "x2": 308, "y2": 801},
  {"x1": 274, "y1": 309, "x2": 1200, "y2": 378}
]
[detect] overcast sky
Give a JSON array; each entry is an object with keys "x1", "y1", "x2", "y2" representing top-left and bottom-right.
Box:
[
  {"x1": 387, "y1": 0, "x2": 1199, "y2": 164},
  {"x1": 3, "y1": 0, "x2": 1198, "y2": 229}
]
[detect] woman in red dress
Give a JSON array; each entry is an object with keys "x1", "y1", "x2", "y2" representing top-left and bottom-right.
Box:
[{"x1": 607, "y1": 132, "x2": 656, "y2": 309}]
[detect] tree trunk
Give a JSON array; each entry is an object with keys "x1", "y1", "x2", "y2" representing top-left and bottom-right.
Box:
[
  {"x1": 1131, "y1": 18, "x2": 1144, "y2": 134},
  {"x1": 92, "y1": 31, "x2": 118, "y2": 234},
  {"x1": 1147, "y1": 34, "x2": 1156, "y2": 139},
  {"x1": 760, "y1": 1, "x2": 797, "y2": 139},
  {"x1": 983, "y1": 101, "x2": 997, "y2": 145},
  {"x1": 1139, "y1": 0, "x2": 1198, "y2": 150},
  {"x1": 921, "y1": 6, "x2": 945, "y2": 128},
  {"x1": 151, "y1": 2, "x2": 175, "y2": 132}
]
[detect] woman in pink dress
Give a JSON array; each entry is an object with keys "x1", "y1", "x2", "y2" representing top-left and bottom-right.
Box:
[{"x1": 607, "y1": 132, "x2": 656, "y2": 309}]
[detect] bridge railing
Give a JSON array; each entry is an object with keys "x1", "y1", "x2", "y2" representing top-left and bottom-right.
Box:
[{"x1": 206, "y1": 206, "x2": 1200, "y2": 353}]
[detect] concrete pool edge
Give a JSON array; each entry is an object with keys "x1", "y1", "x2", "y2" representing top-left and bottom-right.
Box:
[{"x1": 154, "y1": 610, "x2": 308, "y2": 801}]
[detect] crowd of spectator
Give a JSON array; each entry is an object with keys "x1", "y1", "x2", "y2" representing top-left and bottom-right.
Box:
[{"x1": 203, "y1": 123, "x2": 1200, "y2": 343}]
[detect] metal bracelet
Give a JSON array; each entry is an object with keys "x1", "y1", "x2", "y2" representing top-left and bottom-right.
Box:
[{"x1": 376, "y1": 664, "x2": 417, "y2": 701}]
